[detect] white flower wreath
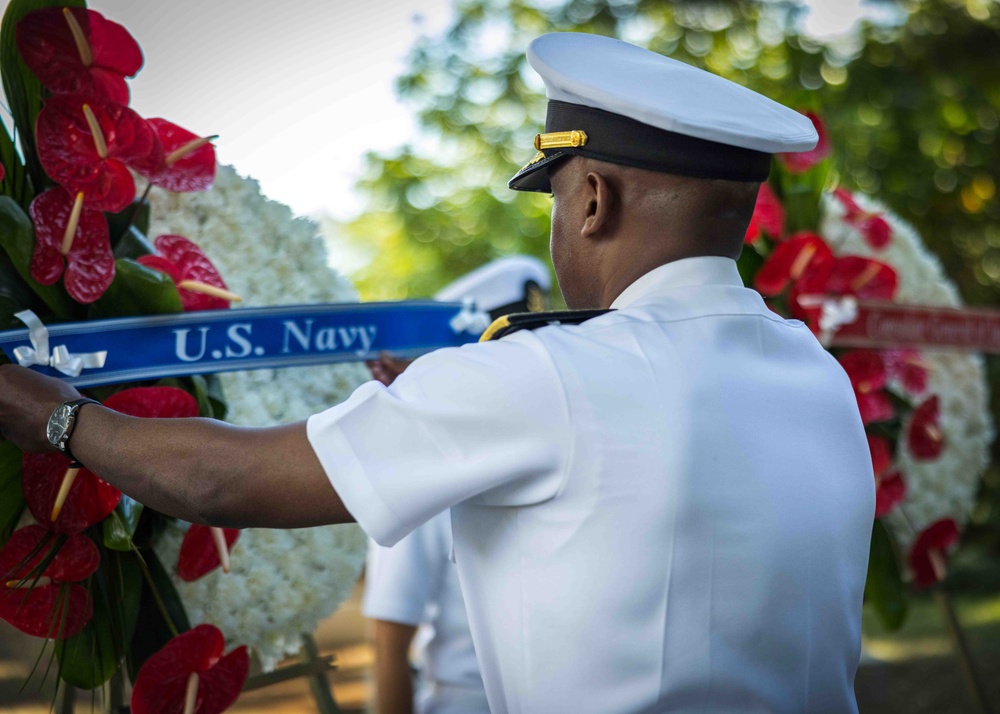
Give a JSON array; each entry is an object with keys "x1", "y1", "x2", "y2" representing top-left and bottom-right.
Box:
[
  {"x1": 820, "y1": 192, "x2": 993, "y2": 547},
  {"x1": 147, "y1": 166, "x2": 369, "y2": 670}
]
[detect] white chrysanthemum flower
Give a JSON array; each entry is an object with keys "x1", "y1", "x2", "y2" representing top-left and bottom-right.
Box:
[
  {"x1": 821, "y1": 192, "x2": 993, "y2": 547},
  {"x1": 148, "y1": 165, "x2": 369, "y2": 669}
]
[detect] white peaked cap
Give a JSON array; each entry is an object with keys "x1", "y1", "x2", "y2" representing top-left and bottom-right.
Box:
[{"x1": 509, "y1": 32, "x2": 819, "y2": 192}]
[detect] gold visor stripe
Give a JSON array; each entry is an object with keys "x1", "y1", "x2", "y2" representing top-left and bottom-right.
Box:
[{"x1": 534, "y1": 130, "x2": 588, "y2": 151}]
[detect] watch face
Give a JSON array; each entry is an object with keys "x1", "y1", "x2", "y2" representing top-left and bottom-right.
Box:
[{"x1": 47, "y1": 404, "x2": 73, "y2": 448}]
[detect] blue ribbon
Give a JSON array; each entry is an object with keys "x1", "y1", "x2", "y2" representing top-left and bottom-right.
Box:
[{"x1": 0, "y1": 302, "x2": 488, "y2": 388}]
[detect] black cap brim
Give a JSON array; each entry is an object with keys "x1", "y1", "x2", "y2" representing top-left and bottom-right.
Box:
[{"x1": 507, "y1": 150, "x2": 572, "y2": 193}]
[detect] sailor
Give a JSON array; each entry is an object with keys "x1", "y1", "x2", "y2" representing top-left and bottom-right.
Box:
[{"x1": 0, "y1": 32, "x2": 874, "y2": 714}]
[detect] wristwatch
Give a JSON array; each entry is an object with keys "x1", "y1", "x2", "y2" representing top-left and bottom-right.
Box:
[{"x1": 46, "y1": 398, "x2": 100, "y2": 466}]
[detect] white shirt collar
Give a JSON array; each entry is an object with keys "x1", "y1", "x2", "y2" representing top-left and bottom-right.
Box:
[{"x1": 610, "y1": 256, "x2": 745, "y2": 309}]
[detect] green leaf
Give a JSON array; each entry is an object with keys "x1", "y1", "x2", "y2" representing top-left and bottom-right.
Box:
[
  {"x1": 736, "y1": 240, "x2": 767, "y2": 287},
  {"x1": 57, "y1": 551, "x2": 141, "y2": 689},
  {"x1": 0, "y1": 0, "x2": 85, "y2": 194},
  {"x1": 0, "y1": 242, "x2": 44, "y2": 329},
  {"x1": 112, "y1": 225, "x2": 157, "y2": 261},
  {"x1": 103, "y1": 496, "x2": 144, "y2": 552},
  {"x1": 864, "y1": 519, "x2": 909, "y2": 631},
  {"x1": 157, "y1": 374, "x2": 226, "y2": 419},
  {"x1": 88, "y1": 258, "x2": 183, "y2": 319},
  {"x1": 129, "y1": 548, "x2": 190, "y2": 680},
  {"x1": 0, "y1": 196, "x2": 79, "y2": 319},
  {"x1": 0, "y1": 113, "x2": 29, "y2": 206},
  {"x1": 0, "y1": 440, "x2": 24, "y2": 546}
]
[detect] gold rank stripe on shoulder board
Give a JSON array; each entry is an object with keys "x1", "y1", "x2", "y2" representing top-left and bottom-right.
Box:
[{"x1": 479, "y1": 309, "x2": 614, "y2": 342}]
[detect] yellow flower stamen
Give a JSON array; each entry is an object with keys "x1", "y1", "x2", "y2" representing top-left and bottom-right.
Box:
[
  {"x1": 51, "y1": 467, "x2": 80, "y2": 523},
  {"x1": 789, "y1": 243, "x2": 818, "y2": 281},
  {"x1": 165, "y1": 135, "x2": 218, "y2": 167},
  {"x1": 183, "y1": 672, "x2": 199, "y2": 714},
  {"x1": 177, "y1": 280, "x2": 242, "y2": 303},
  {"x1": 62, "y1": 8, "x2": 93, "y2": 67},
  {"x1": 211, "y1": 527, "x2": 231, "y2": 573},
  {"x1": 82, "y1": 104, "x2": 108, "y2": 159},
  {"x1": 60, "y1": 192, "x2": 86, "y2": 256},
  {"x1": 928, "y1": 548, "x2": 948, "y2": 583},
  {"x1": 6, "y1": 576, "x2": 52, "y2": 589},
  {"x1": 850, "y1": 262, "x2": 882, "y2": 292}
]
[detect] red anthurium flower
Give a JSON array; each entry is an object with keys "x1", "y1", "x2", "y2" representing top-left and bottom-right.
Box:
[
  {"x1": 17, "y1": 7, "x2": 143, "y2": 105},
  {"x1": 838, "y1": 350, "x2": 887, "y2": 395},
  {"x1": 178, "y1": 526, "x2": 241, "y2": 582},
  {"x1": 133, "y1": 119, "x2": 217, "y2": 193},
  {"x1": 0, "y1": 161, "x2": 5, "y2": 182},
  {"x1": 22, "y1": 452, "x2": 121, "y2": 534},
  {"x1": 102, "y1": 385, "x2": 200, "y2": 420},
  {"x1": 824, "y1": 257, "x2": 899, "y2": 302},
  {"x1": 908, "y1": 396, "x2": 946, "y2": 460},
  {"x1": 833, "y1": 188, "x2": 893, "y2": 249},
  {"x1": 0, "y1": 525, "x2": 98, "y2": 638},
  {"x1": 22, "y1": 388, "x2": 198, "y2": 534},
  {"x1": 885, "y1": 349, "x2": 930, "y2": 394},
  {"x1": 909, "y1": 518, "x2": 959, "y2": 589},
  {"x1": 138, "y1": 235, "x2": 240, "y2": 311},
  {"x1": 36, "y1": 93, "x2": 155, "y2": 212},
  {"x1": 29, "y1": 186, "x2": 115, "y2": 304},
  {"x1": 860, "y1": 214, "x2": 892, "y2": 250},
  {"x1": 131, "y1": 624, "x2": 249, "y2": 714},
  {"x1": 777, "y1": 112, "x2": 830, "y2": 173},
  {"x1": 874, "y1": 470, "x2": 906, "y2": 518},
  {"x1": 754, "y1": 232, "x2": 833, "y2": 296},
  {"x1": 867, "y1": 434, "x2": 893, "y2": 479},
  {"x1": 855, "y1": 391, "x2": 895, "y2": 425},
  {"x1": 744, "y1": 183, "x2": 784, "y2": 244}
]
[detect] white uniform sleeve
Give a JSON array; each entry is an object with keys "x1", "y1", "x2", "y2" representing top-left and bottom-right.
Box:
[
  {"x1": 361, "y1": 513, "x2": 450, "y2": 625},
  {"x1": 306, "y1": 331, "x2": 571, "y2": 546}
]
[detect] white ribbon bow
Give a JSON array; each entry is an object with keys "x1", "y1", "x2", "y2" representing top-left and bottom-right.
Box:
[
  {"x1": 12, "y1": 310, "x2": 108, "y2": 378},
  {"x1": 449, "y1": 297, "x2": 492, "y2": 336},
  {"x1": 806, "y1": 296, "x2": 859, "y2": 347}
]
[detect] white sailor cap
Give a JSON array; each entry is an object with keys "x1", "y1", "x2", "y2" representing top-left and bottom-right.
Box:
[
  {"x1": 435, "y1": 255, "x2": 551, "y2": 317},
  {"x1": 509, "y1": 32, "x2": 819, "y2": 193}
]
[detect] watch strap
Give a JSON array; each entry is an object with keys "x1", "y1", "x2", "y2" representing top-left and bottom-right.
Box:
[{"x1": 60, "y1": 398, "x2": 100, "y2": 466}]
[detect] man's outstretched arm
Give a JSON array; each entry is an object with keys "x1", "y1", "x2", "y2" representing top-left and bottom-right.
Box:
[{"x1": 0, "y1": 364, "x2": 352, "y2": 529}]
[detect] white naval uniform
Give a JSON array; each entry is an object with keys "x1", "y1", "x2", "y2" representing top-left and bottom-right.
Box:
[
  {"x1": 363, "y1": 511, "x2": 490, "y2": 714},
  {"x1": 308, "y1": 256, "x2": 875, "y2": 714}
]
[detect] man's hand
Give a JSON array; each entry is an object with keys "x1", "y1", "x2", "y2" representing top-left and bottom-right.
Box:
[
  {"x1": 366, "y1": 352, "x2": 414, "y2": 387},
  {"x1": 0, "y1": 364, "x2": 82, "y2": 451}
]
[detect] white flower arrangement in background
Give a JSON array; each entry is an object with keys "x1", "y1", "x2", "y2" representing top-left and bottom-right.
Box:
[
  {"x1": 148, "y1": 165, "x2": 369, "y2": 669},
  {"x1": 821, "y1": 192, "x2": 993, "y2": 546}
]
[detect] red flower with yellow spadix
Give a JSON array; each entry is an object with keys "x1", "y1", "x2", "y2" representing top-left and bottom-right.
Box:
[
  {"x1": 22, "y1": 387, "x2": 198, "y2": 534},
  {"x1": 744, "y1": 183, "x2": 784, "y2": 244},
  {"x1": 134, "y1": 119, "x2": 218, "y2": 193},
  {"x1": 909, "y1": 518, "x2": 959, "y2": 589},
  {"x1": 777, "y1": 111, "x2": 830, "y2": 174},
  {"x1": 131, "y1": 624, "x2": 249, "y2": 714},
  {"x1": 29, "y1": 186, "x2": 115, "y2": 304},
  {"x1": 838, "y1": 350, "x2": 894, "y2": 425},
  {"x1": 36, "y1": 93, "x2": 155, "y2": 212},
  {"x1": 17, "y1": 7, "x2": 143, "y2": 105},
  {"x1": 754, "y1": 232, "x2": 833, "y2": 297},
  {"x1": 833, "y1": 188, "x2": 893, "y2": 250},
  {"x1": 908, "y1": 396, "x2": 946, "y2": 460},
  {"x1": 874, "y1": 470, "x2": 905, "y2": 518},
  {"x1": 0, "y1": 525, "x2": 99, "y2": 639},
  {"x1": 178, "y1": 525, "x2": 241, "y2": 582},
  {"x1": 138, "y1": 235, "x2": 241, "y2": 311}
]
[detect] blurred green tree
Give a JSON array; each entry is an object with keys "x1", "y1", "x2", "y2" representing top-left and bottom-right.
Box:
[{"x1": 340, "y1": 0, "x2": 998, "y2": 306}]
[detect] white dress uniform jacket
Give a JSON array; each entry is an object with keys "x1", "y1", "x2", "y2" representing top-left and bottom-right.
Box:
[
  {"x1": 363, "y1": 511, "x2": 490, "y2": 714},
  {"x1": 308, "y1": 256, "x2": 875, "y2": 714}
]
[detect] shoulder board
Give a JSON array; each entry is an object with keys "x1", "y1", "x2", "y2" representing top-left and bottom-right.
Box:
[{"x1": 479, "y1": 309, "x2": 614, "y2": 342}]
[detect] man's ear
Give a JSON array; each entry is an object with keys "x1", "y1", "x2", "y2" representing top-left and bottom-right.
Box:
[{"x1": 581, "y1": 171, "x2": 615, "y2": 239}]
